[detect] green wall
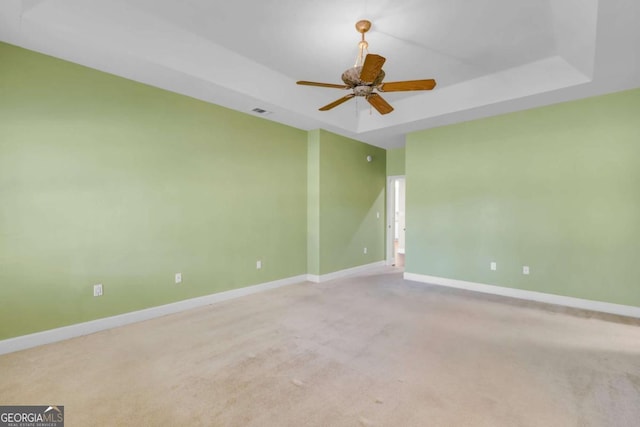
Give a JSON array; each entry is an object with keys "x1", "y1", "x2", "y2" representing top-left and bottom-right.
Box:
[
  {"x1": 309, "y1": 130, "x2": 386, "y2": 275},
  {"x1": 406, "y1": 89, "x2": 640, "y2": 307},
  {"x1": 0, "y1": 42, "x2": 389, "y2": 340},
  {"x1": 0, "y1": 42, "x2": 309, "y2": 339},
  {"x1": 386, "y1": 147, "x2": 405, "y2": 176}
]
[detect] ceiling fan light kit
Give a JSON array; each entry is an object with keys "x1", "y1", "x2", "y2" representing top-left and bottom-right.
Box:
[{"x1": 297, "y1": 20, "x2": 436, "y2": 115}]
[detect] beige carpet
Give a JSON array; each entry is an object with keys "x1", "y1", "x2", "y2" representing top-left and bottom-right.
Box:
[{"x1": 1, "y1": 269, "x2": 639, "y2": 426}]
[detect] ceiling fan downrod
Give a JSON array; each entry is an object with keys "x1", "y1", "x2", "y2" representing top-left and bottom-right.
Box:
[{"x1": 354, "y1": 20, "x2": 371, "y2": 67}]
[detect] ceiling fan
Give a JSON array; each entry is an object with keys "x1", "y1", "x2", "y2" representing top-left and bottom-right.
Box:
[{"x1": 297, "y1": 20, "x2": 436, "y2": 115}]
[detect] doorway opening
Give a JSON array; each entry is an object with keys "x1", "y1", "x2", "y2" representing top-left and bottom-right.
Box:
[{"x1": 387, "y1": 176, "x2": 406, "y2": 267}]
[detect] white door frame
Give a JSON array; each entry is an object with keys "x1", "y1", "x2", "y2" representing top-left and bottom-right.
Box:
[{"x1": 386, "y1": 175, "x2": 406, "y2": 265}]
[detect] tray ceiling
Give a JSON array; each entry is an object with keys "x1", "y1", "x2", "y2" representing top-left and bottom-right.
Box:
[{"x1": 1, "y1": 0, "x2": 639, "y2": 148}]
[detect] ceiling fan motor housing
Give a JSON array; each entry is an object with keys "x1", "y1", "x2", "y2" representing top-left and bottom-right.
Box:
[{"x1": 341, "y1": 66, "x2": 385, "y2": 89}]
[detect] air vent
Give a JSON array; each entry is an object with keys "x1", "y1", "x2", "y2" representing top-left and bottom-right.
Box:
[{"x1": 251, "y1": 107, "x2": 272, "y2": 115}]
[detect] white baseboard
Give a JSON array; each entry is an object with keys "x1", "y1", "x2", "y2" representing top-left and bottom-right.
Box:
[
  {"x1": 307, "y1": 261, "x2": 386, "y2": 283},
  {"x1": 0, "y1": 274, "x2": 308, "y2": 355},
  {"x1": 404, "y1": 272, "x2": 640, "y2": 319}
]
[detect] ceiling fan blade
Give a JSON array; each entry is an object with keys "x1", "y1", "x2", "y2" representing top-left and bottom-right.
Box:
[
  {"x1": 379, "y1": 79, "x2": 437, "y2": 92},
  {"x1": 367, "y1": 93, "x2": 394, "y2": 115},
  {"x1": 319, "y1": 93, "x2": 356, "y2": 111},
  {"x1": 297, "y1": 81, "x2": 349, "y2": 89},
  {"x1": 359, "y1": 54, "x2": 386, "y2": 83}
]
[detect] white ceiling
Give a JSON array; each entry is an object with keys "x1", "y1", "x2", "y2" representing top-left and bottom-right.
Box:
[{"x1": 1, "y1": 0, "x2": 639, "y2": 149}]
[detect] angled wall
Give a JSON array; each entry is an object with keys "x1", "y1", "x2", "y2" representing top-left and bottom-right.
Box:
[{"x1": 308, "y1": 130, "x2": 387, "y2": 276}]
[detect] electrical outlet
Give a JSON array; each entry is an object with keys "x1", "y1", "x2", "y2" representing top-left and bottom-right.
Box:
[
  {"x1": 490, "y1": 262, "x2": 497, "y2": 271},
  {"x1": 376, "y1": 211, "x2": 380, "y2": 219},
  {"x1": 523, "y1": 266, "x2": 530, "y2": 275},
  {"x1": 256, "y1": 260, "x2": 262, "y2": 270},
  {"x1": 93, "y1": 284, "x2": 103, "y2": 297},
  {"x1": 364, "y1": 247, "x2": 368, "y2": 254},
  {"x1": 175, "y1": 273, "x2": 182, "y2": 284}
]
